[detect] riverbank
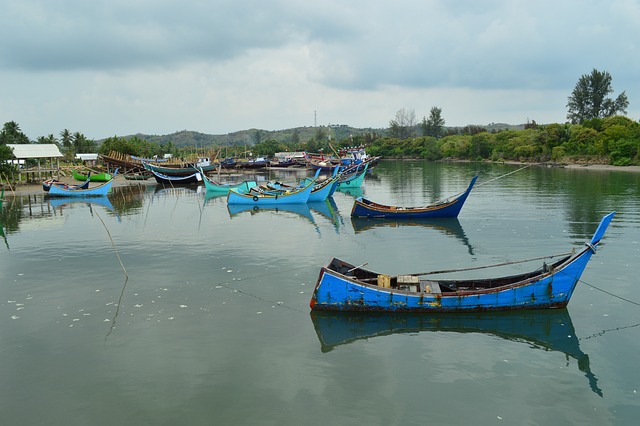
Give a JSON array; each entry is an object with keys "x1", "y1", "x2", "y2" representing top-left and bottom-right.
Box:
[{"x1": 2, "y1": 162, "x2": 639, "y2": 197}]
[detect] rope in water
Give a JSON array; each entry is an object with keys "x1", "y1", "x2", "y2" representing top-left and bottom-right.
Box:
[{"x1": 474, "y1": 164, "x2": 532, "y2": 188}]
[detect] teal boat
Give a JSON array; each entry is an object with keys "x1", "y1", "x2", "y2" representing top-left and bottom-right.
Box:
[
  {"x1": 200, "y1": 168, "x2": 257, "y2": 194},
  {"x1": 334, "y1": 162, "x2": 369, "y2": 190}
]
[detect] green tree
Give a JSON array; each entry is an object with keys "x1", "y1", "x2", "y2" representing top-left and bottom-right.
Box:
[
  {"x1": 567, "y1": 69, "x2": 629, "y2": 124},
  {"x1": 421, "y1": 107, "x2": 445, "y2": 138},
  {"x1": 0, "y1": 121, "x2": 30, "y2": 144}
]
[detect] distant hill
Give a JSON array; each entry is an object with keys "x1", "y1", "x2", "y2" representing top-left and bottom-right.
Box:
[{"x1": 106, "y1": 123, "x2": 524, "y2": 148}]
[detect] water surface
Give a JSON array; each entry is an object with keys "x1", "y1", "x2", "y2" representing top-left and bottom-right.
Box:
[{"x1": 1, "y1": 161, "x2": 639, "y2": 425}]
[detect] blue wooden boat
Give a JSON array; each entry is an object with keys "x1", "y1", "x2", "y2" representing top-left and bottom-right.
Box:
[
  {"x1": 351, "y1": 176, "x2": 478, "y2": 218},
  {"x1": 47, "y1": 169, "x2": 118, "y2": 197},
  {"x1": 150, "y1": 169, "x2": 202, "y2": 185},
  {"x1": 227, "y1": 179, "x2": 315, "y2": 205},
  {"x1": 200, "y1": 169, "x2": 257, "y2": 194},
  {"x1": 310, "y1": 212, "x2": 615, "y2": 312},
  {"x1": 334, "y1": 162, "x2": 369, "y2": 190},
  {"x1": 43, "y1": 172, "x2": 91, "y2": 192}
]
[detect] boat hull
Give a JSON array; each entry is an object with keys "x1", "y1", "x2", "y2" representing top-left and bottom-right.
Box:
[
  {"x1": 351, "y1": 176, "x2": 477, "y2": 218},
  {"x1": 73, "y1": 170, "x2": 112, "y2": 182},
  {"x1": 47, "y1": 180, "x2": 115, "y2": 197},
  {"x1": 310, "y1": 212, "x2": 614, "y2": 312},
  {"x1": 334, "y1": 163, "x2": 369, "y2": 189},
  {"x1": 202, "y1": 176, "x2": 257, "y2": 194},
  {"x1": 150, "y1": 170, "x2": 202, "y2": 185},
  {"x1": 227, "y1": 180, "x2": 314, "y2": 205}
]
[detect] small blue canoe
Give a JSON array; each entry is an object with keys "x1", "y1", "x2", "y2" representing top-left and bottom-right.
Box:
[
  {"x1": 227, "y1": 179, "x2": 315, "y2": 205},
  {"x1": 201, "y1": 170, "x2": 257, "y2": 194},
  {"x1": 47, "y1": 169, "x2": 118, "y2": 197},
  {"x1": 310, "y1": 212, "x2": 615, "y2": 312},
  {"x1": 351, "y1": 176, "x2": 477, "y2": 219}
]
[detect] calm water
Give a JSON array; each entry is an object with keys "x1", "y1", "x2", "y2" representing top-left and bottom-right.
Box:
[{"x1": 1, "y1": 161, "x2": 639, "y2": 425}]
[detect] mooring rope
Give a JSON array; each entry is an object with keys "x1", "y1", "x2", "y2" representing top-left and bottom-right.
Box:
[
  {"x1": 403, "y1": 251, "x2": 573, "y2": 277},
  {"x1": 577, "y1": 277, "x2": 640, "y2": 307},
  {"x1": 95, "y1": 211, "x2": 128, "y2": 278},
  {"x1": 474, "y1": 164, "x2": 532, "y2": 188},
  {"x1": 431, "y1": 164, "x2": 532, "y2": 204}
]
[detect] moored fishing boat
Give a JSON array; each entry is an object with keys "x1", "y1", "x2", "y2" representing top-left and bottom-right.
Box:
[
  {"x1": 200, "y1": 169, "x2": 257, "y2": 194},
  {"x1": 72, "y1": 170, "x2": 112, "y2": 182},
  {"x1": 227, "y1": 179, "x2": 315, "y2": 205},
  {"x1": 310, "y1": 212, "x2": 615, "y2": 312},
  {"x1": 334, "y1": 162, "x2": 369, "y2": 190},
  {"x1": 142, "y1": 157, "x2": 217, "y2": 176},
  {"x1": 149, "y1": 169, "x2": 202, "y2": 185},
  {"x1": 351, "y1": 175, "x2": 478, "y2": 218},
  {"x1": 47, "y1": 169, "x2": 118, "y2": 197},
  {"x1": 43, "y1": 172, "x2": 92, "y2": 192}
]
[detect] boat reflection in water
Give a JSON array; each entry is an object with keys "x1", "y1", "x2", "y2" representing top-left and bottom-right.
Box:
[
  {"x1": 310, "y1": 309, "x2": 602, "y2": 396},
  {"x1": 203, "y1": 191, "x2": 227, "y2": 205},
  {"x1": 350, "y1": 217, "x2": 474, "y2": 256},
  {"x1": 47, "y1": 196, "x2": 115, "y2": 213},
  {"x1": 227, "y1": 203, "x2": 320, "y2": 235},
  {"x1": 308, "y1": 198, "x2": 341, "y2": 233},
  {"x1": 336, "y1": 186, "x2": 363, "y2": 198}
]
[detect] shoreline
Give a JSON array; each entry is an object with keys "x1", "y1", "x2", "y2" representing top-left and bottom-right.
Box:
[{"x1": 2, "y1": 161, "x2": 639, "y2": 197}]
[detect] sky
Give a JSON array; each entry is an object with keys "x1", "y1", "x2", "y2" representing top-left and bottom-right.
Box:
[{"x1": 1, "y1": 0, "x2": 639, "y2": 141}]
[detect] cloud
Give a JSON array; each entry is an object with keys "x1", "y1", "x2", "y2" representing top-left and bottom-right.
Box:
[{"x1": 0, "y1": 0, "x2": 638, "y2": 139}]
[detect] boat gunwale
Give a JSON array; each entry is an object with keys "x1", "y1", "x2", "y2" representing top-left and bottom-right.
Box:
[{"x1": 316, "y1": 247, "x2": 586, "y2": 298}]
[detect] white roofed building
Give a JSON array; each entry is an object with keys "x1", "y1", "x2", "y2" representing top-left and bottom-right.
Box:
[{"x1": 6, "y1": 144, "x2": 63, "y2": 182}]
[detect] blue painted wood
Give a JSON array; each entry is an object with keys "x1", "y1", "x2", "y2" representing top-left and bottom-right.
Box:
[
  {"x1": 227, "y1": 179, "x2": 315, "y2": 205},
  {"x1": 201, "y1": 172, "x2": 257, "y2": 194},
  {"x1": 334, "y1": 162, "x2": 369, "y2": 189},
  {"x1": 350, "y1": 176, "x2": 478, "y2": 219},
  {"x1": 47, "y1": 169, "x2": 118, "y2": 197},
  {"x1": 310, "y1": 212, "x2": 615, "y2": 312}
]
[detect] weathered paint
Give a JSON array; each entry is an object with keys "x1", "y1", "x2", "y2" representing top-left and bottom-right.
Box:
[
  {"x1": 350, "y1": 175, "x2": 477, "y2": 219},
  {"x1": 310, "y1": 212, "x2": 615, "y2": 313}
]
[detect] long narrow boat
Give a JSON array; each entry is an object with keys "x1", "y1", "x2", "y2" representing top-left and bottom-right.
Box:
[
  {"x1": 149, "y1": 169, "x2": 202, "y2": 185},
  {"x1": 351, "y1": 175, "x2": 478, "y2": 218},
  {"x1": 143, "y1": 161, "x2": 217, "y2": 176},
  {"x1": 310, "y1": 212, "x2": 615, "y2": 312},
  {"x1": 227, "y1": 179, "x2": 315, "y2": 205},
  {"x1": 334, "y1": 162, "x2": 369, "y2": 190},
  {"x1": 47, "y1": 169, "x2": 119, "y2": 197},
  {"x1": 43, "y1": 172, "x2": 92, "y2": 192},
  {"x1": 200, "y1": 169, "x2": 257, "y2": 194},
  {"x1": 72, "y1": 170, "x2": 112, "y2": 182}
]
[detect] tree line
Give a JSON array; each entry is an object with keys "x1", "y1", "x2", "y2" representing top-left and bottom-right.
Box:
[{"x1": 1, "y1": 68, "x2": 637, "y2": 178}]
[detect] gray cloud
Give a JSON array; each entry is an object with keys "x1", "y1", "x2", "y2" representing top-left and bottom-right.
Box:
[{"x1": 1, "y1": 0, "x2": 638, "y2": 139}]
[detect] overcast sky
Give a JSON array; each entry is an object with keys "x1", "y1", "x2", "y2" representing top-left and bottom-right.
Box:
[{"x1": 1, "y1": 0, "x2": 639, "y2": 141}]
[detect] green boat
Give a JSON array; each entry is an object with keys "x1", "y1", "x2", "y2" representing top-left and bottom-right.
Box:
[{"x1": 72, "y1": 170, "x2": 112, "y2": 182}]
